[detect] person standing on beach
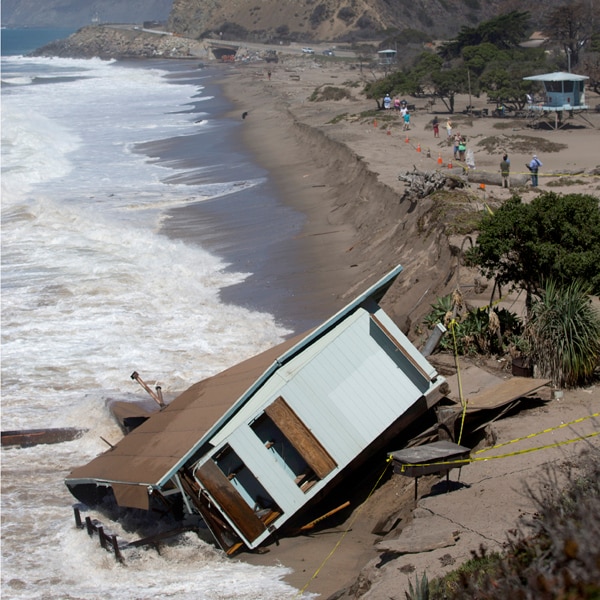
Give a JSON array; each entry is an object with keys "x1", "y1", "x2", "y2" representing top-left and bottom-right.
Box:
[
  {"x1": 528, "y1": 155, "x2": 542, "y2": 186},
  {"x1": 458, "y1": 136, "x2": 466, "y2": 162},
  {"x1": 432, "y1": 116, "x2": 439, "y2": 138},
  {"x1": 446, "y1": 118, "x2": 452, "y2": 138},
  {"x1": 453, "y1": 133, "x2": 461, "y2": 159},
  {"x1": 500, "y1": 154, "x2": 510, "y2": 188}
]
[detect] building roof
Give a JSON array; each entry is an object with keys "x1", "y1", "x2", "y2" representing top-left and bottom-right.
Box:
[
  {"x1": 523, "y1": 72, "x2": 589, "y2": 82},
  {"x1": 66, "y1": 266, "x2": 404, "y2": 490}
]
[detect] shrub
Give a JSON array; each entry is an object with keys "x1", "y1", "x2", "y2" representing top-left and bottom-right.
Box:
[
  {"x1": 526, "y1": 279, "x2": 600, "y2": 388},
  {"x1": 309, "y1": 4, "x2": 330, "y2": 27},
  {"x1": 337, "y1": 7, "x2": 356, "y2": 24},
  {"x1": 423, "y1": 292, "x2": 523, "y2": 356},
  {"x1": 309, "y1": 86, "x2": 353, "y2": 102}
]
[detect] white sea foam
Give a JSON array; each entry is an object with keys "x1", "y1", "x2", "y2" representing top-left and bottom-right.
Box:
[{"x1": 1, "y1": 54, "x2": 300, "y2": 599}]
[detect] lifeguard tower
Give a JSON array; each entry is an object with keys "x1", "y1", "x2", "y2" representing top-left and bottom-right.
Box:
[
  {"x1": 378, "y1": 49, "x2": 397, "y2": 65},
  {"x1": 523, "y1": 72, "x2": 591, "y2": 129}
]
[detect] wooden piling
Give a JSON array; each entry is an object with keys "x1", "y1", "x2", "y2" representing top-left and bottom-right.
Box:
[
  {"x1": 73, "y1": 506, "x2": 83, "y2": 529},
  {"x1": 85, "y1": 516, "x2": 94, "y2": 536},
  {"x1": 111, "y1": 535, "x2": 123, "y2": 563},
  {"x1": 98, "y1": 526, "x2": 107, "y2": 549}
]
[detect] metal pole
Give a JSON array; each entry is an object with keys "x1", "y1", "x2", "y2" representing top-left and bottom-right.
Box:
[
  {"x1": 422, "y1": 323, "x2": 447, "y2": 357},
  {"x1": 130, "y1": 371, "x2": 164, "y2": 407}
]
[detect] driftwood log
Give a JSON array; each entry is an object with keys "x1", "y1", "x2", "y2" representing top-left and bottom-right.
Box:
[
  {"x1": 467, "y1": 170, "x2": 529, "y2": 187},
  {"x1": 398, "y1": 167, "x2": 466, "y2": 202}
]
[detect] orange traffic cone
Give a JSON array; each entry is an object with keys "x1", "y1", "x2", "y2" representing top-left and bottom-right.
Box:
[
  {"x1": 405, "y1": 135, "x2": 409, "y2": 143},
  {"x1": 416, "y1": 144, "x2": 421, "y2": 152},
  {"x1": 479, "y1": 183, "x2": 486, "y2": 190},
  {"x1": 374, "y1": 119, "x2": 378, "y2": 127},
  {"x1": 387, "y1": 128, "x2": 391, "y2": 135},
  {"x1": 448, "y1": 159, "x2": 453, "y2": 169},
  {"x1": 437, "y1": 153, "x2": 443, "y2": 165}
]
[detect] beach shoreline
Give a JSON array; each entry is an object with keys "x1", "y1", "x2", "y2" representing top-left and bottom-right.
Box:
[
  {"x1": 213, "y1": 58, "x2": 600, "y2": 599},
  {"x1": 217, "y1": 66, "x2": 363, "y2": 331}
]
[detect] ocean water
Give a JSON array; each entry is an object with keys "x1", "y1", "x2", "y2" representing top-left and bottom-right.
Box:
[{"x1": 1, "y1": 32, "x2": 313, "y2": 599}]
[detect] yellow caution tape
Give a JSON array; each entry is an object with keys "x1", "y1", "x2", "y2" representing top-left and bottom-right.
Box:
[
  {"x1": 395, "y1": 431, "x2": 599, "y2": 472},
  {"x1": 474, "y1": 412, "x2": 599, "y2": 455},
  {"x1": 392, "y1": 413, "x2": 600, "y2": 473}
]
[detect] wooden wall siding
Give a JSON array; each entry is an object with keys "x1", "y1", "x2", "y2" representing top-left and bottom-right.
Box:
[
  {"x1": 265, "y1": 396, "x2": 337, "y2": 479},
  {"x1": 195, "y1": 459, "x2": 265, "y2": 542}
]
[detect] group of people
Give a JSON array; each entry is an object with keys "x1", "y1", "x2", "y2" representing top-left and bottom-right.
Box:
[
  {"x1": 383, "y1": 93, "x2": 408, "y2": 112},
  {"x1": 385, "y1": 94, "x2": 545, "y2": 187},
  {"x1": 383, "y1": 94, "x2": 411, "y2": 129},
  {"x1": 499, "y1": 154, "x2": 543, "y2": 188},
  {"x1": 453, "y1": 132, "x2": 467, "y2": 161}
]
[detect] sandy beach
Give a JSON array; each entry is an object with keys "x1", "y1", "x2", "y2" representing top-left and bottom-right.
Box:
[
  {"x1": 220, "y1": 58, "x2": 600, "y2": 340},
  {"x1": 214, "y1": 57, "x2": 600, "y2": 598}
]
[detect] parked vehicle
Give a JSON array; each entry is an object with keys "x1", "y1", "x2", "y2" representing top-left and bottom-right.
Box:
[
  {"x1": 322, "y1": 49, "x2": 335, "y2": 56},
  {"x1": 301, "y1": 47, "x2": 314, "y2": 54}
]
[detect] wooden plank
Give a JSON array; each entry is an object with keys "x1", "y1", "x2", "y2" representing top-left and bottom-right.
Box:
[
  {"x1": 465, "y1": 378, "x2": 550, "y2": 412},
  {"x1": 178, "y1": 470, "x2": 241, "y2": 552},
  {"x1": 1, "y1": 427, "x2": 86, "y2": 447},
  {"x1": 265, "y1": 397, "x2": 337, "y2": 480},
  {"x1": 196, "y1": 460, "x2": 265, "y2": 543}
]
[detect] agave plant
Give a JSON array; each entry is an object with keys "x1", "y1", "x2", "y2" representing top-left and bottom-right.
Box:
[
  {"x1": 405, "y1": 571, "x2": 430, "y2": 600},
  {"x1": 525, "y1": 279, "x2": 600, "y2": 388}
]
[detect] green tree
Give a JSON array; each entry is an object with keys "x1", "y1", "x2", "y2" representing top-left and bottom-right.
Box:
[
  {"x1": 429, "y1": 67, "x2": 469, "y2": 113},
  {"x1": 542, "y1": 2, "x2": 595, "y2": 69},
  {"x1": 478, "y1": 48, "x2": 547, "y2": 109},
  {"x1": 440, "y1": 10, "x2": 531, "y2": 59},
  {"x1": 461, "y1": 43, "x2": 506, "y2": 76},
  {"x1": 466, "y1": 193, "x2": 600, "y2": 303}
]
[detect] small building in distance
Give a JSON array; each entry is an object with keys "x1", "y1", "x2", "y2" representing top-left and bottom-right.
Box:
[
  {"x1": 378, "y1": 49, "x2": 397, "y2": 65},
  {"x1": 523, "y1": 71, "x2": 590, "y2": 128}
]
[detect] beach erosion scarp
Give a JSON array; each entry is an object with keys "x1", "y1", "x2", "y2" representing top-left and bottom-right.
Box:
[
  {"x1": 215, "y1": 57, "x2": 600, "y2": 599},
  {"x1": 219, "y1": 61, "x2": 461, "y2": 343}
]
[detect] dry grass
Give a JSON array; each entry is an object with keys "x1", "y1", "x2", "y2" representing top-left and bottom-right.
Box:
[{"x1": 476, "y1": 134, "x2": 567, "y2": 155}]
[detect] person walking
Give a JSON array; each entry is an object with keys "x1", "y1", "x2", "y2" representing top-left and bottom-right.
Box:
[
  {"x1": 528, "y1": 154, "x2": 542, "y2": 186},
  {"x1": 500, "y1": 154, "x2": 510, "y2": 188},
  {"x1": 446, "y1": 118, "x2": 452, "y2": 138},
  {"x1": 403, "y1": 110, "x2": 411, "y2": 130},
  {"x1": 432, "y1": 116, "x2": 439, "y2": 138}
]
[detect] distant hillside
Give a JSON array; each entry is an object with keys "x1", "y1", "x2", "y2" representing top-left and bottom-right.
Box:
[
  {"x1": 167, "y1": 0, "x2": 567, "y2": 43},
  {"x1": 1, "y1": 0, "x2": 173, "y2": 28},
  {"x1": 3, "y1": 0, "x2": 571, "y2": 42}
]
